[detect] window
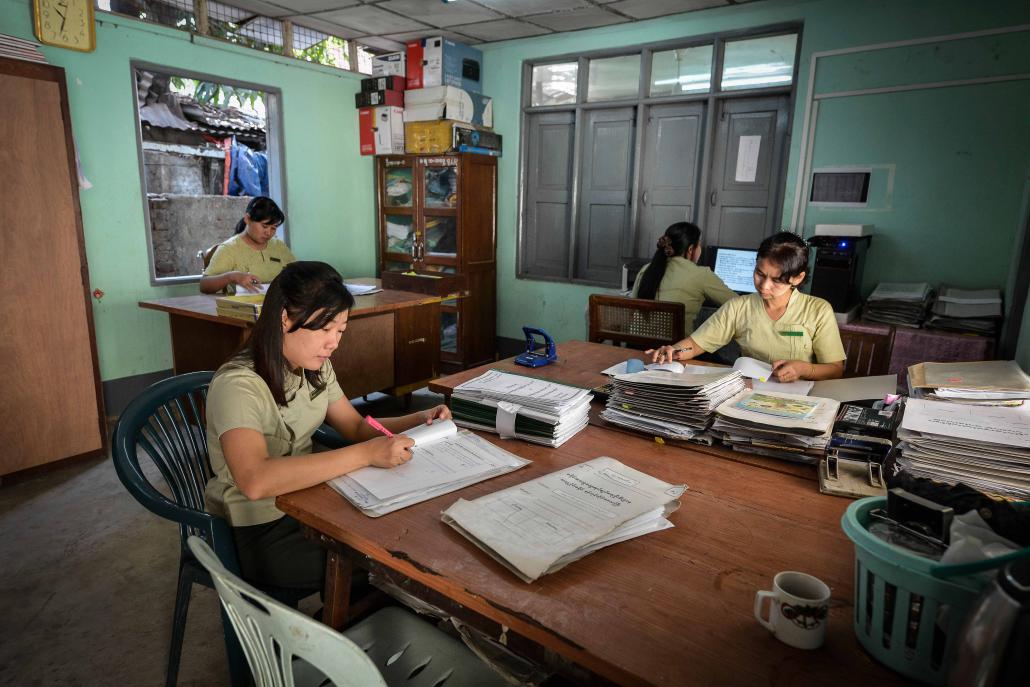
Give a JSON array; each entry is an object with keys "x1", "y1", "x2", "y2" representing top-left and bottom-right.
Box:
[
  {"x1": 519, "y1": 28, "x2": 800, "y2": 286},
  {"x1": 132, "y1": 64, "x2": 285, "y2": 283}
]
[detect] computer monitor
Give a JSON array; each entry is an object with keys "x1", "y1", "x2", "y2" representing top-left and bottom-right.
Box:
[{"x1": 710, "y1": 247, "x2": 758, "y2": 294}]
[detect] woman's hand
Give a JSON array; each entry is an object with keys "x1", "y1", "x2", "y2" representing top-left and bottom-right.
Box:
[
  {"x1": 646, "y1": 345, "x2": 675, "y2": 364},
  {"x1": 422, "y1": 404, "x2": 452, "y2": 424},
  {"x1": 771, "y1": 360, "x2": 813, "y2": 383},
  {"x1": 231, "y1": 271, "x2": 263, "y2": 292},
  {"x1": 367, "y1": 435, "x2": 415, "y2": 469}
]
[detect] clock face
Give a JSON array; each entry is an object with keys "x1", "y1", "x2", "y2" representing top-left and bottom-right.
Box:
[{"x1": 34, "y1": 0, "x2": 96, "y2": 52}]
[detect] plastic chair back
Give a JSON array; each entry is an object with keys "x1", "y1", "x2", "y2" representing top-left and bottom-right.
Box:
[
  {"x1": 189, "y1": 536, "x2": 387, "y2": 687},
  {"x1": 112, "y1": 371, "x2": 240, "y2": 569}
]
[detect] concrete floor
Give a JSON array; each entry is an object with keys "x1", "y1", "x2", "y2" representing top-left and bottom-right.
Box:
[{"x1": 0, "y1": 390, "x2": 444, "y2": 686}]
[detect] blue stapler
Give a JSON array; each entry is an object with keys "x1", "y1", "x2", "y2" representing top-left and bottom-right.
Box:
[{"x1": 514, "y1": 327, "x2": 557, "y2": 368}]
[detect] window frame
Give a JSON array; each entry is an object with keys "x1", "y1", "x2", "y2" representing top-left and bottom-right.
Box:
[
  {"x1": 517, "y1": 23, "x2": 803, "y2": 287},
  {"x1": 130, "y1": 60, "x2": 289, "y2": 286}
]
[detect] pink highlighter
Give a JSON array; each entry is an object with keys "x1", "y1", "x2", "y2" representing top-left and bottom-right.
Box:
[{"x1": 365, "y1": 416, "x2": 394, "y2": 438}]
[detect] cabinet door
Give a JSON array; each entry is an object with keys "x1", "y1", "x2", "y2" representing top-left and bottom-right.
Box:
[
  {"x1": 380, "y1": 160, "x2": 416, "y2": 265},
  {"x1": 420, "y1": 157, "x2": 459, "y2": 268}
]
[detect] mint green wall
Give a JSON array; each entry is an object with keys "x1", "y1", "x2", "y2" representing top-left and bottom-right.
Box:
[
  {"x1": 478, "y1": 0, "x2": 1030, "y2": 353},
  {"x1": 1, "y1": 0, "x2": 373, "y2": 381}
]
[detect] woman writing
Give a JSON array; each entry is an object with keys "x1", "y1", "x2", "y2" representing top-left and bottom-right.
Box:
[
  {"x1": 648, "y1": 232, "x2": 845, "y2": 382},
  {"x1": 204, "y1": 261, "x2": 451, "y2": 592},
  {"x1": 200, "y1": 196, "x2": 297, "y2": 294},
  {"x1": 632, "y1": 222, "x2": 736, "y2": 329}
]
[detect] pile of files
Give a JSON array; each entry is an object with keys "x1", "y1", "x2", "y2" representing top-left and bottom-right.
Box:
[
  {"x1": 908, "y1": 360, "x2": 1030, "y2": 406},
  {"x1": 712, "y1": 390, "x2": 840, "y2": 463},
  {"x1": 215, "y1": 294, "x2": 263, "y2": 322},
  {"x1": 897, "y1": 399, "x2": 1030, "y2": 499},
  {"x1": 442, "y1": 457, "x2": 685, "y2": 582},
  {"x1": 926, "y1": 286, "x2": 1002, "y2": 335},
  {"x1": 818, "y1": 402, "x2": 902, "y2": 498},
  {"x1": 862, "y1": 282, "x2": 933, "y2": 327},
  {"x1": 329, "y1": 420, "x2": 529, "y2": 516},
  {"x1": 600, "y1": 369, "x2": 745, "y2": 441},
  {"x1": 450, "y1": 370, "x2": 592, "y2": 447}
]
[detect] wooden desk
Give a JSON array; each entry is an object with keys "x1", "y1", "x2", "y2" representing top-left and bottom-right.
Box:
[
  {"x1": 139, "y1": 280, "x2": 445, "y2": 398},
  {"x1": 277, "y1": 423, "x2": 902, "y2": 686}
]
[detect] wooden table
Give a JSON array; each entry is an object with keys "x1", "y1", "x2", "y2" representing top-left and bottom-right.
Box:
[
  {"x1": 278, "y1": 341, "x2": 906, "y2": 686},
  {"x1": 140, "y1": 279, "x2": 449, "y2": 398}
]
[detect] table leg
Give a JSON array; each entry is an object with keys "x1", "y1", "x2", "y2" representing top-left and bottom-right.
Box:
[{"x1": 323, "y1": 550, "x2": 352, "y2": 631}]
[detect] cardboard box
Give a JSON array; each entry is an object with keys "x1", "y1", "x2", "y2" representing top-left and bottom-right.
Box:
[
  {"x1": 360, "y1": 75, "x2": 405, "y2": 93},
  {"x1": 381, "y1": 270, "x2": 466, "y2": 297},
  {"x1": 358, "y1": 106, "x2": 404, "y2": 156},
  {"x1": 404, "y1": 120, "x2": 502, "y2": 155},
  {"x1": 355, "y1": 89, "x2": 404, "y2": 109},
  {"x1": 372, "y1": 52, "x2": 405, "y2": 78},
  {"x1": 403, "y1": 86, "x2": 493, "y2": 128},
  {"x1": 406, "y1": 37, "x2": 482, "y2": 92}
]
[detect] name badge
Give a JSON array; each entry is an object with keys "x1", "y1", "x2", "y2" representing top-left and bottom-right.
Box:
[{"x1": 270, "y1": 257, "x2": 282, "y2": 263}]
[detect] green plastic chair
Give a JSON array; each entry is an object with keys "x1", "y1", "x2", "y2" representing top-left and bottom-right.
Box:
[
  {"x1": 188, "y1": 536, "x2": 509, "y2": 687},
  {"x1": 111, "y1": 371, "x2": 343, "y2": 686}
]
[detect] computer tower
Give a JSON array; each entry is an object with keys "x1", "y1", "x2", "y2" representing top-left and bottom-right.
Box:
[{"x1": 807, "y1": 235, "x2": 871, "y2": 312}]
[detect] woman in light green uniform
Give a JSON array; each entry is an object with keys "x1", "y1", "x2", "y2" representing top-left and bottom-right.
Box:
[
  {"x1": 200, "y1": 196, "x2": 297, "y2": 294},
  {"x1": 649, "y1": 232, "x2": 845, "y2": 382},
  {"x1": 632, "y1": 222, "x2": 737, "y2": 330},
  {"x1": 204, "y1": 261, "x2": 450, "y2": 593}
]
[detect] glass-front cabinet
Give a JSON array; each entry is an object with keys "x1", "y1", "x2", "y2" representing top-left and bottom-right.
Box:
[{"x1": 376, "y1": 154, "x2": 497, "y2": 371}]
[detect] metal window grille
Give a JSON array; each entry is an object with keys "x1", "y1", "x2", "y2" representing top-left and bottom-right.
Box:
[
  {"x1": 207, "y1": 0, "x2": 283, "y2": 54},
  {"x1": 293, "y1": 25, "x2": 351, "y2": 69}
]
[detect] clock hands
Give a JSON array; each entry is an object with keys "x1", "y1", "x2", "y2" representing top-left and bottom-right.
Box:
[{"x1": 56, "y1": 1, "x2": 68, "y2": 33}]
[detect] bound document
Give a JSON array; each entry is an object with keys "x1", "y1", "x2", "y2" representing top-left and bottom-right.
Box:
[
  {"x1": 328, "y1": 420, "x2": 530, "y2": 517},
  {"x1": 442, "y1": 457, "x2": 686, "y2": 583}
]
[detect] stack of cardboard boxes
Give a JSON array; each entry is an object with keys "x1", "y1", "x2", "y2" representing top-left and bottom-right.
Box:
[{"x1": 356, "y1": 37, "x2": 502, "y2": 157}]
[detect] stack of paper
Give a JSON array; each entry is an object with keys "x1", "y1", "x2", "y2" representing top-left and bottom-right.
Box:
[
  {"x1": 908, "y1": 361, "x2": 1030, "y2": 406},
  {"x1": 345, "y1": 282, "x2": 383, "y2": 296},
  {"x1": 442, "y1": 457, "x2": 685, "y2": 582},
  {"x1": 450, "y1": 370, "x2": 592, "y2": 447},
  {"x1": 926, "y1": 286, "x2": 1002, "y2": 335},
  {"x1": 215, "y1": 294, "x2": 263, "y2": 322},
  {"x1": 0, "y1": 33, "x2": 47, "y2": 64},
  {"x1": 328, "y1": 420, "x2": 529, "y2": 516},
  {"x1": 601, "y1": 369, "x2": 745, "y2": 440},
  {"x1": 712, "y1": 390, "x2": 840, "y2": 463},
  {"x1": 897, "y1": 399, "x2": 1030, "y2": 499},
  {"x1": 863, "y1": 282, "x2": 933, "y2": 327}
]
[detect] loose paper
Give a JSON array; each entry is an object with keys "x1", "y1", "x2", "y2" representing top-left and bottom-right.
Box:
[{"x1": 735, "y1": 135, "x2": 761, "y2": 183}]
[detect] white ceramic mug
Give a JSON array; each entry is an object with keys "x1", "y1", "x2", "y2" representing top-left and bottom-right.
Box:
[{"x1": 754, "y1": 571, "x2": 831, "y2": 650}]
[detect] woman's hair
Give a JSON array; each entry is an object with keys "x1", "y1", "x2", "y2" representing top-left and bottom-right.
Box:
[
  {"x1": 234, "y1": 196, "x2": 286, "y2": 235},
  {"x1": 636, "y1": 222, "x2": 703, "y2": 300},
  {"x1": 241, "y1": 261, "x2": 354, "y2": 406},
  {"x1": 757, "y1": 231, "x2": 810, "y2": 285}
]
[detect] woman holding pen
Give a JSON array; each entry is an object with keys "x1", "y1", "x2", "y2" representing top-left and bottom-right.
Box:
[
  {"x1": 204, "y1": 260, "x2": 450, "y2": 594},
  {"x1": 647, "y1": 232, "x2": 845, "y2": 382}
]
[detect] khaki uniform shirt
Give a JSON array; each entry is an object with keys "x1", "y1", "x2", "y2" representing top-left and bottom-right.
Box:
[
  {"x1": 204, "y1": 233, "x2": 297, "y2": 294},
  {"x1": 690, "y1": 290, "x2": 847, "y2": 365},
  {"x1": 632, "y1": 257, "x2": 737, "y2": 329},
  {"x1": 204, "y1": 358, "x2": 344, "y2": 526}
]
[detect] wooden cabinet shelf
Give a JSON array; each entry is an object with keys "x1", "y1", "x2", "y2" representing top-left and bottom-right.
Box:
[{"x1": 376, "y1": 154, "x2": 497, "y2": 372}]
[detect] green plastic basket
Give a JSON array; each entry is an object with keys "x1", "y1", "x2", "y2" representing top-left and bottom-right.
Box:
[{"x1": 841, "y1": 497, "x2": 996, "y2": 686}]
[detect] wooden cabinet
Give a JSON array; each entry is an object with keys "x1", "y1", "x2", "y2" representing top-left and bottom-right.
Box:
[
  {"x1": 376, "y1": 154, "x2": 497, "y2": 372},
  {"x1": 1, "y1": 58, "x2": 106, "y2": 477}
]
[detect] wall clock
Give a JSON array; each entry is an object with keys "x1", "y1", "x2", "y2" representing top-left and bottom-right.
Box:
[{"x1": 33, "y1": 0, "x2": 96, "y2": 52}]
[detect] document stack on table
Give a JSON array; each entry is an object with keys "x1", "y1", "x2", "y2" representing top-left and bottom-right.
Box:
[
  {"x1": 442, "y1": 457, "x2": 686, "y2": 583},
  {"x1": 897, "y1": 399, "x2": 1030, "y2": 499},
  {"x1": 600, "y1": 369, "x2": 745, "y2": 441},
  {"x1": 328, "y1": 420, "x2": 530, "y2": 517},
  {"x1": 450, "y1": 370, "x2": 592, "y2": 447},
  {"x1": 711, "y1": 390, "x2": 840, "y2": 463},
  {"x1": 926, "y1": 286, "x2": 1001, "y2": 335},
  {"x1": 862, "y1": 282, "x2": 933, "y2": 327},
  {"x1": 907, "y1": 360, "x2": 1030, "y2": 406}
]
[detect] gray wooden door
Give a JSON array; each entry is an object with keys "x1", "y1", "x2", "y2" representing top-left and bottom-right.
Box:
[
  {"x1": 522, "y1": 111, "x2": 575, "y2": 279},
  {"x1": 706, "y1": 95, "x2": 789, "y2": 248},
  {"x1": 576, "y1": 107, "x2": 636, "y2": 283},
  {"x1": 636, "y1": 102, "x2": 705, "y2": 257}
]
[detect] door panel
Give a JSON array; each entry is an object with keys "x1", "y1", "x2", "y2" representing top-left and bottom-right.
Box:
[
  {"x1": 523, "y1": 112, "x2": 574, "y2": 278},
  {"x1": 637, "y1": 103, "x2": 704, "y2": 256},
  {"x1": 707, "y1": 96, "x2": 789, "y2": 249},
  {"x1": 576, "y1": 107, "x2": 635, "y2": 283}
]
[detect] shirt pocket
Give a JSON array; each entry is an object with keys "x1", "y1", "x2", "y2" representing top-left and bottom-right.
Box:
[{"x1": 780, "y1": 324, "x2": 814, "y2": 362}]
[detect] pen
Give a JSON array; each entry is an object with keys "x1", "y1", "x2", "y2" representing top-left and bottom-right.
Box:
[{"x1": 365, "y1": 416, "x2": 394, "y2": 438}]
